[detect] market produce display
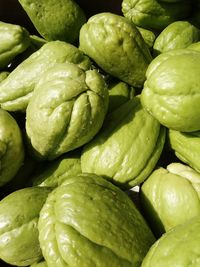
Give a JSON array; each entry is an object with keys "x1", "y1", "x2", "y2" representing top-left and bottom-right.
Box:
[{"x1": 0, "y1": 0, "x2": 200, "y2": 266}]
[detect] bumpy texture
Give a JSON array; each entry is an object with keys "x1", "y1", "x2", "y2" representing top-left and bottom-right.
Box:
[
  {"x1": 0, "y1": 187, "x2": 51, "y2": 266},
  {"x1": 0, "y1": 109, "x2": 24, "y2": 186},
  {"x1": 141, "y1": 216, "x2": 200, "y2": 267},
  {"x1": 169, "y1": 129, "x2": 200, "y2": 172},
  {"x1": 79, "y1": 12, "x2": 152, "y2": 88},
  {"x1": 0, "y1": 41, "x2": 91, "y2": 112},
  {"x1": 18, "y1": 0, "x2": 86, "y2": 43},
  {"x1": 38, "y1": 174, "x2": 155, "y2": 267},
  {"x1": 81, "y1": 97, "x2": 165, "y2": 189},
  {"x1": 153, "y1": 21, "x2": 200, "y2": 56},
  {"x1": 26, "y1": 63, "x2": 108, "y2": 160},
  {"x1": 122, "y1": 0, "x2": 192, "y2": 31},
  {"x1": 141, "y1": 49, "x2": 200, "y2": 132},
  {"x1": 141, "y1": 163, "x2": 200, "y2": 236},
  {"x1": 0, "y1": 21, "x2": 30, "y2": 68}
]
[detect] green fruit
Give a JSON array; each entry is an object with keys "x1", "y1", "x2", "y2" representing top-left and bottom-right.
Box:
[
  {"x1": 81, "y1": 96, "x2": 165, "y2": 189},
  {"x1": 141, "y1": 163, "x2": 200, "y2": 237},
  {"x1": 153, "y1": 21, "x2": 200, "y2": 56},
  {"x1": 0, "y1": 187, "x2": 51, "y2": 266},
  {"x1": 141, "y1": 49, "x2": 200, "y2": 132},
  {"x1": 18, "y1": 0, "x2": 86, "y2": 43},
  {"x1": 0, "y1": 21, "x2": 30, "y2": 69},
  {"x1": 137, "y1": 27, "x2": 156, "y2": 49},
  {"x1": 141, "y1": 216, "x2": 200, "y2": 267},
  {"x1": 187, "y1": 41, "x2": 200, "y2": 52},
  {"x1": 79, "y1": 12, "x2": 152, "y2": 88},
  {"x1": 26, "y1": 63, "x2": 108, "y2": 160},
  {"x1": 0, "y1": 109, "x2": 24, "y2": 187},
  {"x1": 0, "y1": 71, "x2": 9, "y2": 83},
  {"x1": 122, "y1": 0, "x2": 192, "y2": 31},
  {"x1": 0, "y1": 41, "x2": 92, "y2": 112},
  {"x1": 38, "y1": 173, "x2": 155, "y2": 267},
  {"x1": 31, "y1": 261, "x2": 47, "y2": 267}
]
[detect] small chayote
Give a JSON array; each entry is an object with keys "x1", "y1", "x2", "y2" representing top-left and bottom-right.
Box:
[
  {"x1": 137, "y1": 27, "x2": 156, "y2": 50},
  {"x1": 0, "y1": 109, "x2": 24, "y2": 187},
  {"x1": 187, "y1": 41, "x2": 200, "y2": 52},
  {"x1": 0, "y1": 41, "x2": 92, "y2": 112},
  {"x1": 79, "y1": 12, "x2": 152, "y2": 88},
  {"x1": 0, "y1": 21, "x2": 30, "y2": 69},
  {"x1": 141, "y1": 163, "x2": 200, "y2": 237},
  {"x1": 31, "y1": 261, "x2": 47, "y2": 267},
  {"x1": 0, "y1": 187, "x2": 51, "y2": 266},
  {"x1": 141, "y1": 49, "x2": 200, "y2": 132},
  {"x1": 141, "y1": 216, "x2": 200, "y2": 267},
  {"x1": 26, "y1": 63, "x2": 108, "y2": 160},
  {"x1": 38, "y1": 173, "x2": 155, "y2": 267},
  {"x1": 0, "y1": 71, "x2": 9, "y2": 83},
  {"x1": 81, "y1": 96, "x2": 165, "y2": 189},
  {"x1": 153, "y1": 21, "x2": 200, "y2": 56},
  {"x1": 18, "y1": 0, "x2": 86, "y2": 43}
]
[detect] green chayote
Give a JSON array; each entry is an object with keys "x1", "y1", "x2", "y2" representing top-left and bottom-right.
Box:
[
  {"x1": 26, "y1": 63, "x2": 108, "y2": 160},
  {"x1": 79, "y1": 12, "x2": 152, "y2": 88},
  {"x1": 0, "y1": 71, "x2": 9, "y2": 83},
  {"x1": 0, "y1": 41, "x2": 91, "y2": 112},
  {"x1": 0, "y1": 187, "x2": 51, "y2": 266},
  {"x1": 81, "y1": 96, "x2": 165, "y2": 189},
  {"x1": 137, "y1": 27, "x2": 156, "y2": 50},
  {"x1": 18, "y1": 0, "x2": 86, "y2": 43},
  {"x1": 187, "y1": 41, "x2": 200, "y2": 52},
  {"x1": 141, "y1": 216, "x2": 200, "y2": 267},
  {"x1": 38, "y1": 173, "x2": 155, "y2": 267},
  {"x1": 141, "y1": 49, "x2": 200, "y2": 132},
  {"x1": 31, "y1": 261, "x2": 47, "y2": 267},
  {"x1": 141, "y1": 163, "x2": 200, "y2": 237}
]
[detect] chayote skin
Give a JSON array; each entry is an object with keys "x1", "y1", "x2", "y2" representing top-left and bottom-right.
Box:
[
  {"x1": 38, "y1": 173, "x2": 155, "y2": 267},
  {"x1": 0, "y1": 109, "x2": 24, "y2": 187},
  {"x1": 26, "y1": 63, "x2": 108, "y2": 160},
  {"x1": 31, "y1": 261, "x2": 47, "y2": 267},
  {"x1": 0, "y1": 71, "x2": 9, "y2": 83},
  {"x1": 79, "y1": 12, "x2": 152, "y2": 88},
  {"x1": 122, "y1": 0, "x2": 192, "y2": 31},
  {"x1": 153, "y1": 21, "x2": 200, "y2": 56},
  {"x1": 81, "y1": 96, "x2": 165, "y2": 189},
  {"x1": 32, "y1": 151, "x2": 81, "y2": 188},
  {"x1": 0, "y1": 187, "x2": 51, "y2": 266},
  {"x1": 0, "y1": 41, "x2": 92, "y2": 112},
  {"x1": 0, "y1": 21, "x2": 30, "y2": 69},
  {"x1": 18, "y1": 0, "x2": 86, "y2": 43},
  {"x1": 141, "y1": 49, "x2": 200, "y2": 132},
  {"x1": 137, "y1": 27, "x2": 156, "y2": 50},
  {"x1": 141, "y1": 216, "x2": 200, "y2": 267},
  {"x1": 141, "y1": 163, "x2": 200, "y2": 237},
  {"x1": 187, "y1": 41, "x2": 200, "y2": 52},
  {"x1": 169, "y1": 129, "x2": 200, "y2": 173}
]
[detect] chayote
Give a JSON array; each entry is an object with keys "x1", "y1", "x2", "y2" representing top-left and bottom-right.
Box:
[
  {"x1": 81, "y1": 96, "x2": 165, "y2": 189},
  {"x1": 26, "y1": 63, "x2": 108, "y2": 160},
  {"x1": 0, "y1": 109, "x2": 24, "y2": 187},
  {"x1": 0, "y1": 187, "x2": 51, "y2": 266},
  {"x1": 169, "y1": 129, "x2": 200, "y2": 173},
  {"x1": 137, "y1": 27, "x2": 156, "y2": 50},
  {"x1": 141, "y1": 163, "x2": 200, "y2": 237},
  {"x1": 122, "y1": 0, "x2": 192, "y2": 31},
  {"x1": 0, "y1": 71, "x2": 9, "y2": 83},
  {"x1": 38, "y1": 173, "x2": 155, "y2": 267},
  {"x1": 0, "y1": 41, "x2": 92, "y2": 112},
  {"x1": 79, "y1": 12, "x2": 152, "y2": 88},
  {"x1": 141, "y1": 216, "x2": 200, "y2": 267},
  {"x1": 18, "y1": 0, "x2": 86, "y2": 43},
  {"x1": 187, "y1": 41, "x2": 200, "y2": 52},
  {"x1": 141, "y1": 49, "x2": 200, "y2": 132},
  {"x1": 31, "y1": 261, "x2": 47, "y2": 267},
  {"x1": 0, "y1": 21, "x2": 30, "y2": 69},
  {"x1": 153, "y1": 21, "x2": 200, "y2": 56}
]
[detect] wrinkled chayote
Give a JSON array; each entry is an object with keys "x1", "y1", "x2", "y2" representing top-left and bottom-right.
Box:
[{"x1": 38, "y1": 173, "x2": 155, "y2": 267}]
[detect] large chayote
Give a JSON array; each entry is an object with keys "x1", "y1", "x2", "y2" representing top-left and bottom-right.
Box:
[
  {"x1": 0, "y1": 109, "x2": 24, "y2": 187},
  {"x1": 0, "y1": 41, "x2": 91, "y2": 112},
  {"x1": 141, "y1": 163, "x2": 200, "y2": 237},
  {"x1": 169, "y1": 129, "x2": 200, "y2": 172},
  {"x1": 26, "y1": 63, "x2": 108, "y2": 160},
  {"x1": 18, "y1": 0, "x2": 86, "y2": 43},
  {"x1": 0, "y1": 187, "x2": 51, "y2": 266},
  {"x1": 141, "y1": 216, "x2": 200, "y2": 267},
  {"x1": 79, "y1": 12, "x2": 152, "y2": 88},
  {"x1": 141, "y1": 49, "x2": 200, "y2": 132},
  {"x1": 153, "y1": 21, "x2": 200, "y2": 56},
  {"x1": 81, "y1": 96, "x2": 165, "y2": 189},
  {"x1": 38, "y1": 173, "x2": 155, "y2": 267},
  {"x1": 0, "y1": 21, "x2": 30, "y2": 69}
]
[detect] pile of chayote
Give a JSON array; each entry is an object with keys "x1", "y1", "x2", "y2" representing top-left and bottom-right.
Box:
[{"x1": 0, "y1": 0, "x2": 200, "y2": 266}]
